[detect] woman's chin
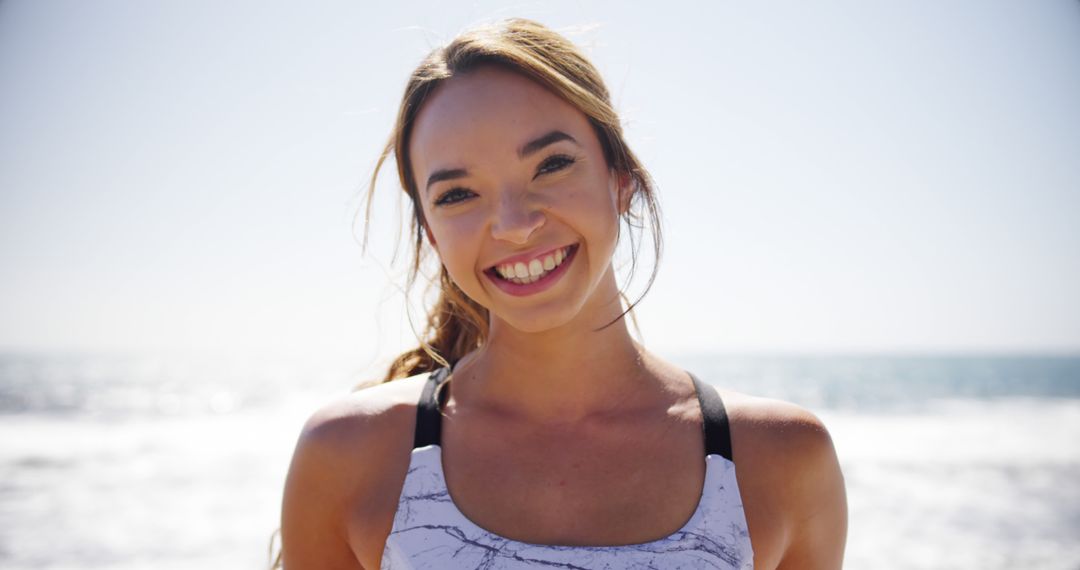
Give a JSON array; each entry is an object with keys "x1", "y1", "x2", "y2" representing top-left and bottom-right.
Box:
[{"x1": 492, "y1": 312, "x2": 575, "y2": 336}]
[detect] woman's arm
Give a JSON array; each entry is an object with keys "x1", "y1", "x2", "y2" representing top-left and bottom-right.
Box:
[
  {"x1": 774, "y1": 411, "x2": 848, "y2": 569},
  {"x1": 281, "y1": 408, "x2": 369, "y2": 569},
  {"x1": 731, "y1": 395, "x2": 848, "y2": 570},
  {"x1": 280, "y1": 382, "x2": 419, "y2": 570}
]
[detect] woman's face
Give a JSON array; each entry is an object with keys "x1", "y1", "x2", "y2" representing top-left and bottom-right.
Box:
[{"x1": 409, "y1": 65, "x2": 626, "y2": 334}]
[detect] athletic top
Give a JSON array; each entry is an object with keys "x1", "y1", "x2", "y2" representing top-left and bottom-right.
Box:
[{"x1": 380, "y1": 368, "x2": 754, "y2": 569}]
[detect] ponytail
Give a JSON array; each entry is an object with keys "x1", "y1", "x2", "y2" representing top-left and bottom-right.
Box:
[{"x1": 381, "y1": 268, "x2": 488, "y2": 381}]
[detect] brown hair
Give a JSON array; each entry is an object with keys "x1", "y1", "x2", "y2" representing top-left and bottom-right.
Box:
[{"x1": 366, "y1": 18, "x2": 663, "y2": 382}]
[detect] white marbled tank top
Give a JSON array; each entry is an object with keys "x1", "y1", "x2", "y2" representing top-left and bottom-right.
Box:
[{"x1": 380, "y1": 368, "x2": 754, "y2": 569}]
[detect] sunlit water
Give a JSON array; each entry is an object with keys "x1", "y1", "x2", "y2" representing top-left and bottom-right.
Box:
[{"x1": 1, "y1": 352, "x2": 1078, "y2": 569}]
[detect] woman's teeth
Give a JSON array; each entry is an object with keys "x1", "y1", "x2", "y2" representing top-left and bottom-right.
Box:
[{"x1": 494, "y1": 246, "x2": 571, "y2": 284}]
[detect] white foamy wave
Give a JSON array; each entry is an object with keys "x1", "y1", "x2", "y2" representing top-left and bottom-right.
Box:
[
  {"x1": 824, "y1": 399, "x2": 1080, "y2": 569},
  {"x1": 0, "y1": 398, "x2": 325, "y2": 569}
]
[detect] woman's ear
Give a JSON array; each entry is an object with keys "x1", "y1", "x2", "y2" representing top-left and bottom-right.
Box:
[
  {"x1": 616, "y1": 171, "x2": 634, "y2": 214},
  {"x1": 424, "y1": 224, "x2": 438, "y2": 250}
]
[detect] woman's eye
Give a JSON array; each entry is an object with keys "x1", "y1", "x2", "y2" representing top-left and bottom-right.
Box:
[
  {"x1": 535, "y1": 154, "x2": 576, "y2": 178},
  {"x1": 434, "y1": 187, "x2": 474, "y2": 206}
]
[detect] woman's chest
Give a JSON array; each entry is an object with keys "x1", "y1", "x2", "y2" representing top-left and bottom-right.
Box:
[{"x1": 439, "y1": 417, "x2": 707, "y2": 546}]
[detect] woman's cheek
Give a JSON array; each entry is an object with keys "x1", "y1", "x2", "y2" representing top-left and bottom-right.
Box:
[
  {"x1": 431, "y1": 206, "x2": 483, "y2": 245},
  {"x1": 435, "y1": 212, "x2": 487, "y2": 277}
]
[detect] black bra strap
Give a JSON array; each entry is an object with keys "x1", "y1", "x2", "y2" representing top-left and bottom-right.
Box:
[
  {"x1": 413, "y1": 367, "x2": 450, "y2": 449},
  {"x1": 689, "y1": 372, "x2": 734, "y2": 461},
  {"x1": 413, "y1": 368, "x2": 733, "y2": 461}
]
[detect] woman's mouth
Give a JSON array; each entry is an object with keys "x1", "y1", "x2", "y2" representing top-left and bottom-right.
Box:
[{"x1": 484, "y1": 243, "x2": 579, "y2": 296}]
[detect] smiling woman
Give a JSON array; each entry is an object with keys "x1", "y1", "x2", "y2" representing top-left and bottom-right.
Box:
[
  {"x1": 277, "y1": 18, "x2": 846, "y2": 570},
  {"x1": 411, "y1": 66, "x2": 629, "y2": 335}
]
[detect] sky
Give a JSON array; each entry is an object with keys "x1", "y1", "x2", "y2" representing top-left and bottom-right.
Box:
[{"x1": 1, "y1": 0, "x2": 1078, "y2": 365}]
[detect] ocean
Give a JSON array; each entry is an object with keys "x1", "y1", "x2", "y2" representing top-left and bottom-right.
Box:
[{"x1": 1, "y1": 351, "x2": 1078, "y2": 569}]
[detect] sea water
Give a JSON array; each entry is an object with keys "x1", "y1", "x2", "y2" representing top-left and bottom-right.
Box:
[{"x1": 1, "y1": 351, "x2": 1078, "y2": 569}]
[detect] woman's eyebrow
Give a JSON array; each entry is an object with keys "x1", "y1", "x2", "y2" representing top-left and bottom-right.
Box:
[
  {"x1": 425, "y1": 168, "x2": 468, "y2": 194},
  {"x1": 518, "y1": 130, "x2": 578, "y2": 159}
]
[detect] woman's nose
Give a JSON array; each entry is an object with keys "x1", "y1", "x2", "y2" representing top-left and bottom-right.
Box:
[{"x1": 490, "y1": 192, "x2": 545, "y2": 244}]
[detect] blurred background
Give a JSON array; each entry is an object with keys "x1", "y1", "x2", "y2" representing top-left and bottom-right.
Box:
[{"x1": 1, "y1": 1, "x2": 1078, "y2": 568}]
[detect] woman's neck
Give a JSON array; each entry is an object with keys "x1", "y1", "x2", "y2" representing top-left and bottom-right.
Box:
[{"x1": 450, "y1": 285, "x2": 665, "y2": 423}]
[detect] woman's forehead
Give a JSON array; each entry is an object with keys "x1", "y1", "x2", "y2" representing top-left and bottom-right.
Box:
[{"x1": 409, "y1": 66, "x2": 591, "y2": 167}]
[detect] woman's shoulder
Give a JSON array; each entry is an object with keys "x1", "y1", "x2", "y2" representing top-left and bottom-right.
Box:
[
  {"x1": 298, "y1": 373, "x2": 429, "y2": 449},
  {"x1": 720, "y1": 389, "x2": 848, "y2": 568},
  {"x1": 281, "y1": 372, "x2": 431, "y2": 569},
  {"x1": 721, "y1": 389, "x2": 841, "y2": 492},
  {"x1": 721, "y1": 390, "x2": 835, "y2": 458},
  {"x1": 287, "y1": 371, "x2": 430, "y2": 496}
]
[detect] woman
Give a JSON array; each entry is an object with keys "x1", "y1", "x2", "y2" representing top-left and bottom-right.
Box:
[{"x1": 280, "y1": 18, "x2": 847, "y2": 569}]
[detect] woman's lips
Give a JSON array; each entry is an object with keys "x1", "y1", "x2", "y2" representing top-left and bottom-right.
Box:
[{"x1": 485, "y1": 243, "x2": 579, "y2": 297}]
